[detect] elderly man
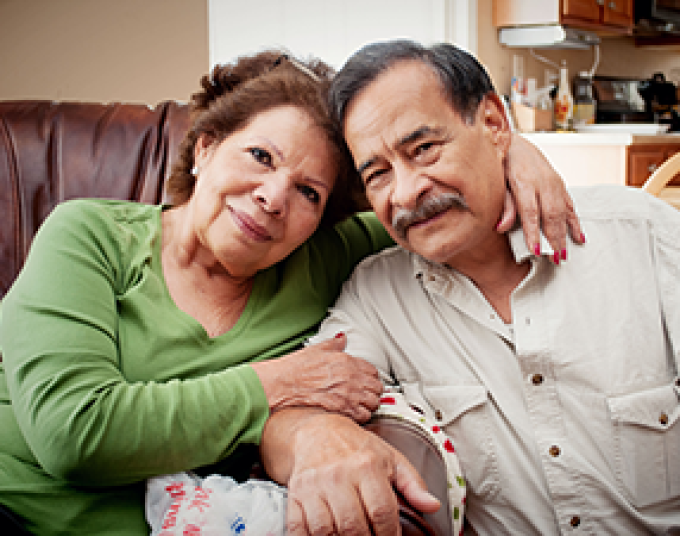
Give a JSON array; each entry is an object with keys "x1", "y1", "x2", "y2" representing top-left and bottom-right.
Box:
[{"x1": 261, "y1": 40, "x2": 680, "y2": 535}]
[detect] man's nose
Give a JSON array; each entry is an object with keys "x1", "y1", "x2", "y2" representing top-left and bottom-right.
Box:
[
  {"x1": 390, "y1": 164, "x2": 431, "y2": 211},
  {"x1": 253, "y1": 173, "x2": 289, "y2": 217}
]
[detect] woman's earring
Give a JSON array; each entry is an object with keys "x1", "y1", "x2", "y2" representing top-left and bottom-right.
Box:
[{"x1": 190, "y1": 165, "x2": 200, "y2": 176}]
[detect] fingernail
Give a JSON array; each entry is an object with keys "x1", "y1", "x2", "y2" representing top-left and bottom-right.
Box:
[
  {"x1": 534, "y1": 243, "x2": 541, "y2": 256},
  {"x1": 580, "y1": 232, "x2": 587, "y2": 244},
  {"x1": 561, "y1": 248, "x2": 567, "y2": 261},
  {"x1": 335, "y1": 332, "x2": 344, "y2": 339},
  {"x1": 553, "y1": 251, "x2": 560, "y2": 265}
]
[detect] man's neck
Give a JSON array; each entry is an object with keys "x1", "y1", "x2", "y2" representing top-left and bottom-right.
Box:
[{"x1": 445, "y1": 235, "x2": 530, "y2": 324}]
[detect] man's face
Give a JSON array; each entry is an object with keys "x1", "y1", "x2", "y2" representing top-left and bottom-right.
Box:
[{"x1": 343, "y1": 60, "x2": 512, "y2": 268}]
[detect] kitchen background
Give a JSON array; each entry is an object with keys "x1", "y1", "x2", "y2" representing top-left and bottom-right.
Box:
[
  {"x1": 1, "y1": 0, "x2": 679, "y2": 192},
  {"x1": 1, "y1": 0, "x2": 678, "y2": 105}
]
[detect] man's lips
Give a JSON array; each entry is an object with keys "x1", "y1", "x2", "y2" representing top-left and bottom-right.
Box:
[
  {"x1": 228, "y1": 207, "x2": 272, "y2": 241},
  {"x1": 406, "y1": 209, "x2": 448, "y2": 233}
]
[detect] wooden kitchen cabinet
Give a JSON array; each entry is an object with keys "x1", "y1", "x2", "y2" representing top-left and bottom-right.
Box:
[
  {"x1": 561, "y1": 0, "x2": 633, "y2": 29},
  {"x1": 521, "y1": 133, "x2": 680, "y2": 190},
  {"x1": 627, "y1": 144, "x2": 680, "y2": 187},
  {"x1": 494, "y1": 0, "x2": 633, "y2": 33}
]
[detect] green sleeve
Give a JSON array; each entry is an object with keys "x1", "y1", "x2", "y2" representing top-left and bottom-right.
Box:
[{"x1": 0, "y1": 201, "x2": 269, "y2": 487}]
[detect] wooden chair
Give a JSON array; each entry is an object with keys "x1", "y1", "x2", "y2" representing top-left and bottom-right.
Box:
[{"x1": 642, "y1": 151, "x2": 680, "y2": 209}]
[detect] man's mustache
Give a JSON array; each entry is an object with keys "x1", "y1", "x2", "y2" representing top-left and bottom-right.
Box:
[{"x1": 392, "y1": 192, "x2": 468, "y2": 240}]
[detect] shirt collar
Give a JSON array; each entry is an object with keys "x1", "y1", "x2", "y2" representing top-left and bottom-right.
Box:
[
  {"x1": 411, "y1": 227, "x2": 554, "y2": 279},
  {"x1": 508, "y1": 227, "x2": 555, "y2": 264}
]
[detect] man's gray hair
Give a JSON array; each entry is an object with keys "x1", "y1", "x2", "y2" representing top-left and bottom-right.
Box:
[{"x1": 329, "y1": 40, "x2": 496, "y2": 128}]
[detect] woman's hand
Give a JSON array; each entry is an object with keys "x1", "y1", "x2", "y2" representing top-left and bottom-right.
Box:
[
  {"x1": 261, "y1": 409, "x2": 440, "y2": 536},
  {"x1": 251, "y1": 333, "x2": 383, "y2": 423},
  {"x1": 498, "y1": 133, "x2": 585, "y2": 263}
]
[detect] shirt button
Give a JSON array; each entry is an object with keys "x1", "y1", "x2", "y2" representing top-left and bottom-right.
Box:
[
  {"x1": 570, "y1": 516, "x2": 581, "y2": 527},
  {"x1": 549, "y1": 445, "x2": 561, "y2": 457},
  {"x1": 659, "y1": 412, "x2": 669, "y2": 426},
  {"x1": 531, "y1": 373, "x2": 544, "y2": 385},
  {"x1": 435, "y1": 409, "x2": 443, "y2": 421},
  {"x1": 525, "y1": 317, "x2": 531, "y2": 326}
]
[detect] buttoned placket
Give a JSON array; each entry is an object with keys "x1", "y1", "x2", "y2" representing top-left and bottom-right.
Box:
[
  {"x1": 513, "y1": 260, "x2": 593, "y2": 534},
  {"x1": 416, "y1": 254, "x2": 594, "y2": 532}
]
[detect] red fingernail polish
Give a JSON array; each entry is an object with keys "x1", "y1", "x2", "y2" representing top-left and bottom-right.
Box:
[
  {"x1": 534, "y1": 243, "x2": 541, "y2": 256},
  {"x1": 561, "y1": 248, "x2": 567, "y2": 261},
  {"x1": 335, "y1": 332, "x2": 344, "y2": 339},
  {"x1": 581, "y1": 232, "x2": 586, "y2": 243},
  {"x1": 553, "y1": 251, "x2": 560, "y2": 265}
]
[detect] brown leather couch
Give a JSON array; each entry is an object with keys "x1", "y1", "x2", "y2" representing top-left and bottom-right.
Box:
[
  {"x1": 0, "y1": 99, "x2": 453, "y2": 535},
  {"x1": 0, "y1": 100, "x2": 190, "y2": 299}
]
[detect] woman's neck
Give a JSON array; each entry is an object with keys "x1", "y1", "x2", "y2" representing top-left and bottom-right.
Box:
[{"x1": 161, "y1": 205, "x2": 255, "y2": 337}]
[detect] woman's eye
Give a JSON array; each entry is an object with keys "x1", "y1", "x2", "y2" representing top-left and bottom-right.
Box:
[
  {"x1": 297, "y1": 184, "x2": 320, "y2": 204},
  {"x1": 250, "y1": 147, "x2": 273, "y2": 167}
]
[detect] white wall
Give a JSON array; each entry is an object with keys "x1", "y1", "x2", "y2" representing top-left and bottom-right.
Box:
[{"x1": 209, "y1": 0, "x2": 476, "y2": 69}]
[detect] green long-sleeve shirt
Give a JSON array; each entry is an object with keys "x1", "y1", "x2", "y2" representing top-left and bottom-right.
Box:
[{"x1": 0, "y1": 199, "x2": 392, "y2": 535}]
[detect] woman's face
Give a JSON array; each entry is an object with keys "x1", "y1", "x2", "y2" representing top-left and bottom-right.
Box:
[{"x1": 190, "y1": 105, "x2": 337, "y2": 278}]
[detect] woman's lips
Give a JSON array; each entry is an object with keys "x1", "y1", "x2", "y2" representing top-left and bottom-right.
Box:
[{"x1": 228, "y1": 207, "x2": 272, "y2": 241}]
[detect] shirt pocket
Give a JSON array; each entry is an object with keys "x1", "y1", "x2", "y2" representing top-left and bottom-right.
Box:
[
  {"x1": 607, "y1": 381, "x2": 680, "y2": 508},
  {"x1": 411, "y1": 383, "x2": 503, "y2": 502}
]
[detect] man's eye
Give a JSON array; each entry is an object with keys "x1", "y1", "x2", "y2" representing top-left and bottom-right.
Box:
[
  {"x1": 364, "y1": 169, "x2": 387, "y2": 186},
  {"x1": 414, "y1": 142, "x2": 434, "y2": 156},
  {"x1": 250, "y1": 147, "x2": 273, "y2": 166},
  {"x1": 297, "y1": 184, "x2": 320, "y2": 204}
]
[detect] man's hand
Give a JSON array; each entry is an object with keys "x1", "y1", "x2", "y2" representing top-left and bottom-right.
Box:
[
  {"x1": 261, "y1": 409, "x2": 440, "y2": 536},
  {"x1": 251, "y1": 333, "x2": 383, "y2": 422},
  {"x1": 498, "y1": 133, "x2": 585, "y2": 263}
]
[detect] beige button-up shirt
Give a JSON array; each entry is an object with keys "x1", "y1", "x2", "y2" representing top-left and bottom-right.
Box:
[{"x1": 312, "y1": 185, "x2": 680, "y2": 535}]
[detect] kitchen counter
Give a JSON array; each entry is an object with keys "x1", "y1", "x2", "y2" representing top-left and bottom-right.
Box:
[
  {"x1": 523, "y1": 132, "x2": 680, "y2": 146},
  {"x1": 520, "y1": 132, "x2": 680, "y2": 188}
]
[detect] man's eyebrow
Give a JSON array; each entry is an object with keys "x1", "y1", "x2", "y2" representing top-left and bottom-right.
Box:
[
  {"x1": 356, "y1": 125, "x2": 447, "y2": 176},
  {"x1": 396, "y1": 125, "x2": 444, "y2": 148},
  {"x1": 357, "y1": 156, "x2": 378, "y2": 176}
]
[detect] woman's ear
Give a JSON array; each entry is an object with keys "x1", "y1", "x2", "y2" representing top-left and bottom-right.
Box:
[
  {"x1": 193, "y1": 134, "x2": 215, "y2": 171},
  {"x1": 481, "y1": 94, "x2": 512, "y2": 158}
]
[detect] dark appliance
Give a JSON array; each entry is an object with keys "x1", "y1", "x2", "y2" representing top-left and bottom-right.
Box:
[
  {"x1": 635, "y1": 0, "x2": 680, "y2": 34},
  {"x1": 591, "y1": 76, "x2": 652, "y2": 124},
  {"x1": 638, "y1": 72, "x2": 680, "y2": 131},
  {"x1": 591, "y1": 74, "x2": 680, "y2": 131}
]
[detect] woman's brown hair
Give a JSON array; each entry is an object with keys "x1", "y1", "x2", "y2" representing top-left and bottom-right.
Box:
[{"x1": 165, "y1": 50, "x2": 367, "y2": 228}]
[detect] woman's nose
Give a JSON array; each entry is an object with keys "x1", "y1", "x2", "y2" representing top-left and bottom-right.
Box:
[{"x1": 253, "y1": 176, "x2": 288, "y2": 217}]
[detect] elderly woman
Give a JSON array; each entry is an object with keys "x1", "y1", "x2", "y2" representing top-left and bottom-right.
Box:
[{"x1": 0, "y1": 50, "x2": 581, "y2": 535}]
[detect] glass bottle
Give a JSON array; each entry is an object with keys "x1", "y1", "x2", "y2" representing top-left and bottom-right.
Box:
[
  {"x1": 573, "y1": 72, "x2": 596, "y2": 128},
  {"x1": 554, "y1": 61, "x2": 574, "y2": 131}
]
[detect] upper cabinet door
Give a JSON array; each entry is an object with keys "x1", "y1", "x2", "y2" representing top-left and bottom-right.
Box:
[
  {"x1": 602, "y1": 0, "x2": 633, "y2": 27},
  {"x1": 562, "y1": 0, "x2": 600, "y2": 22}
]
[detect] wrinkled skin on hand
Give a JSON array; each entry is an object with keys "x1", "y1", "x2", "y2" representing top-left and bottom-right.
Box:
[
  {"x1": 498, "y1": 133, "x2": 585, "y2": 264},
  {"x1": 261, "y1": 410, "x2": 440, "y2": 536},
  {"x1": 251, "y1": 333, "x2": 383, "y2": 422}
]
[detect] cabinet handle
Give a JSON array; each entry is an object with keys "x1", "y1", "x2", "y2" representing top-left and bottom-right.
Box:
[
  {"x1": 648, "y1": 164, "x2": 658, "y2": 173},
  {"x1": 609, "y1": 1, "x2": 616, "y2": 8},
  {"x1": 596, "y1": 0, "x2": 604, "y2": 5}
]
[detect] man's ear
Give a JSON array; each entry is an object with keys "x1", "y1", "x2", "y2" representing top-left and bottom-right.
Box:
[{"x1": 480, "y1": 94, "x2": 512, "y2": 158}]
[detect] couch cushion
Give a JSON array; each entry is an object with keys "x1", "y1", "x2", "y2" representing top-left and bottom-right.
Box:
[{"x1": 0, "y1": 100, "x2": 189, "y2": 297}]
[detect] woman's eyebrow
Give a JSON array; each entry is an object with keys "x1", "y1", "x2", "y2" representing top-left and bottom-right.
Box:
[{"x1": 255, "y1": 136, "x2": 284, "y2": 161}]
